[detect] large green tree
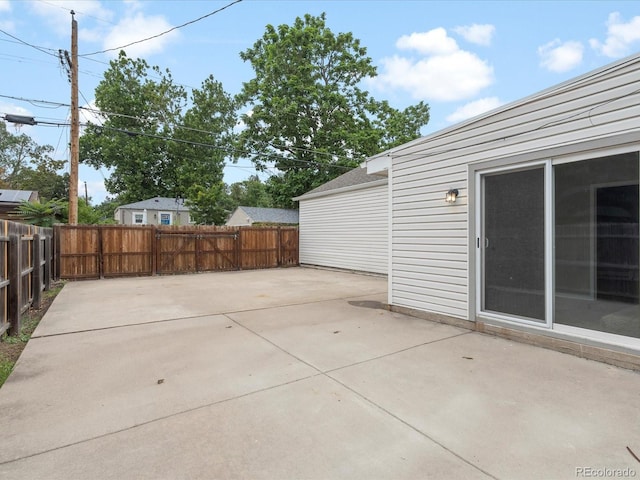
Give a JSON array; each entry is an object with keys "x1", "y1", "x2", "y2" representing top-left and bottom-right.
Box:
[
  {"x1": 228, "y1": 175, "x2": 273, "y2": 208},
  {"x1": 81, "y1": 52, "x2": 187, "y2": 202},
  {"x1": 175, "y1": 75, "x2": 238, "y2": 224},
  {"x1": 0, "y1": 121, "x2": 67, "y2": 200},
  {"x1": 236, "y1": 13, "x2": 430, "y2": 207},
  {"x1": 80, "y1": 52, "x2": 237, "y2": 214}
]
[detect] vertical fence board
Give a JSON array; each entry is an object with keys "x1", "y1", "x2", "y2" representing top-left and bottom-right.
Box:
[
  {"x1": 44, "y1": 235, "x2": 51, "y2": 291},
  {"x1": 0, "y1": 224, "x2": 8, "y2": 333},
  {"x1": 32, "y1": 233, "x2": 42, "y2": 309},
  {"x1": 8, "y1": 234, "x2": 21, "y2": 335}
]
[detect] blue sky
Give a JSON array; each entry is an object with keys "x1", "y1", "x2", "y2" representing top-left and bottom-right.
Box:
[{"x1": 1, "y1": 0, "x2": 640, "y2": 204}]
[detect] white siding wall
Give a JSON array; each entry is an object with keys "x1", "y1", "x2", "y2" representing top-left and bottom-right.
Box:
[
  {"x1": 389, "y1": 56, "x2": 640, "y2": 319},
  {"x1": 299, "y1": 183, "x2": 388, "y2": 274}
]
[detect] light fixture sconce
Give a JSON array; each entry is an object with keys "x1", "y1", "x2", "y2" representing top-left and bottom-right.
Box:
[{"x1": 445, "y1": 188, "x2": 459, "y2": 204}]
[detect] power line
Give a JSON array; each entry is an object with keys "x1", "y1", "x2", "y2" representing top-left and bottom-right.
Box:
[
  {"x1": 0, "y1": 28, "x2": 59, "y2": 57},
  {"x1": 79, "y1": 0, "x2": 244, "y2": 57},
  {"x1": 77, "y1": 106, "x2": 352, "y2": 161},
  {"x1": 0, "y1": 52, "x2": 61, "y2": 68},
  {"x1": 0, "y1": 93, "x2": 67, "y2": 108},
  {"x1": 0, "y1": 93, "x2": 360, "y2": 164},
  {"x1": 91, "y1": 124, "x2": 359, "y2": 172}
]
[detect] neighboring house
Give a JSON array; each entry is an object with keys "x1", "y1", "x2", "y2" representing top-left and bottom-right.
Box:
[
  {"x1": 225, "y1": 206, "x2": 299, "y2": 226},
  {"x1": 114, "y1": 197, "x2": 192, "y2": 226},
  {"x1": 294, "y1": 166, "x2": 388, "y2": 274},
  {"x1": 364, "y1": 52, "x2": 640, "y2": 360},
  {"x1": 0, "y1": 189, "x2": 39, "y2": 219}
]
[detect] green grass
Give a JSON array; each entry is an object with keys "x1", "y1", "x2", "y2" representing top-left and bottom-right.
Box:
[
  {"x1": 0, "y1": 355, "x2": 13, "y2": 386},
  {"x1": 0, "y1": 282, "x2": 64, "y2": 389}
]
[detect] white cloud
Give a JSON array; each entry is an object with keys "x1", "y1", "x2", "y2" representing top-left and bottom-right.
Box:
[
  {"x1": 27, "y1": 1, "x2": 176, "y2": 57},
  {"x1": 590, "y1": 12, "x2": 640, "y2": 58},
  {"x1": 453, "y1": 24, "x2": 495, "y2": 46},
  {"x1": 371, "y1": 28, "x2": 494, "y2": 102},
  {"x1": 102, "y1": 11, "x2": 178, "y2": 58},
  {"x1": 28, "y1": 0, "x2": 114, "y2": 36},
  {"x1": 0, "y1": 101, "x2": 33, "y2": 117},
  {"x1": 446, "y1": 97, "x2": 502, "y2": 122},
  {"x1": 0, "y1": 0, "x2": 13, "y2": 31},
  {"x1": 538, "y1": 39, "x2": 584, "y2": 72},
  {"x1": 396, "y1": 28, "x2": 459, "y2": 55}
]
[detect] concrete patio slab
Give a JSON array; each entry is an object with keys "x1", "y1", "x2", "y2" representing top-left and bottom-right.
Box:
[
  {"x1": 229, "y1": 295, "x2": 469, "y2": 371},
  {"x1": 0, "y1": 314, "x2": 317, "y2": 463},
  {"x1": 0, "y1": 267, "x2": 638, "y2": 479},
  {"x1": 34, "y1": 268, "x2": 387, "y2": 337},
  {"x1": 331, "y1": 332, "x2": 640, "y2": 480},
  {"x1": 0, "y1": 375, "x2": 490, "y2": 480}
]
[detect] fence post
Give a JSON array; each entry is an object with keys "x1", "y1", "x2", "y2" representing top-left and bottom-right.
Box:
[
  {"x1": 98, "y1": 226, "x2": 104, "y2": 279},
  {"x1": 53, "y1": 225, "x2": 61, "y2": 280},
  {"x1": 149, "y1": 226, "x2": 156, "y2": 276},
  {"x1": 32, "y1": 233, "x2": 42, "y2": 309},
  {"x1": 152, "y1": 226, "x2": 158, "y2": 276},
  {"x1": 236, "y1": 229, "x2": 242, "y2": 270},
  {"x1": 8, "y1": 234, "x2": 21, "y2": 336},
  {"x1": 43, "y1": 234, "x2": 52, "y2": 291},
  {"x1": 277, "y1": 227, "x2": 282, "y2": 267}
]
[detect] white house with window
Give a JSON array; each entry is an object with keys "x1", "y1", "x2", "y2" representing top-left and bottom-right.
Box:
[
  {"x1": 114, "y1": 197, "x2": 192, "y2": 226},
  {"x1": 364, "y1": 52, "x2": 640, "y2": 367}
]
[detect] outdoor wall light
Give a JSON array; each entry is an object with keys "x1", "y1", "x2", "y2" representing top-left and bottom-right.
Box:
[{"x1": 445, "y1": 188, "x2": 459, "y2": 203}]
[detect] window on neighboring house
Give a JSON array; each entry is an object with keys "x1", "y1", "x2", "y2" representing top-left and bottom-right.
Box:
[
  {"x1": 133, "y1": 212, "x2": 145, "y2": 224},
  {"x1": 159, "y1": 212, "x2": 172, "y2": 225}
]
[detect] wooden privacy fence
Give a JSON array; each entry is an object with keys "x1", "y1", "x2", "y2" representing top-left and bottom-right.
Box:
[
  {"x1": 0, "y1": 220, "x2": 53, "y2": 336},
  {"x1": 55, "y1": 224, "x2": 299, "y2": 280}
]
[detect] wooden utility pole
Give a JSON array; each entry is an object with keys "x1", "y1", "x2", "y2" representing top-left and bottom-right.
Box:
[{"x1": 69, "y1": 10, "x2": 79, "y2": 225}]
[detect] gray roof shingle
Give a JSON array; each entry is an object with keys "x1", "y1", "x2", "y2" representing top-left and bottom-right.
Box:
[
  {"x1": 116, "y1": 197, "x2": 190, "y2": 212},
  {"x1": 240, "y1": 206, "x2": 299, "y2": 224},
  {"x1": 294, "y1": 167, "x2": 386, "y2": 200}
]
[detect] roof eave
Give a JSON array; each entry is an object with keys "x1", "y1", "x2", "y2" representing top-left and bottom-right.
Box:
[{"x1": 294, "y1": 177, "x2": 387, "y2": 201}]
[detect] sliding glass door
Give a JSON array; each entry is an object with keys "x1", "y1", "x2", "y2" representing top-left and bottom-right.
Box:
[
  {"x1": 481, "y1": 166, "x2": 546, "y2": 323},
  {"x1": 477, "y1": 151, "x2": 640, "y2": 340}
]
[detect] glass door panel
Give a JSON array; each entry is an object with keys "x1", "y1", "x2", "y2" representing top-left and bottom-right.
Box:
[
  {"x1": 483, "y1": 167, "x2": 546, "y2": 322},
  {"x1": 554, "y1": 152, "x2": 640, "y2": 338}
]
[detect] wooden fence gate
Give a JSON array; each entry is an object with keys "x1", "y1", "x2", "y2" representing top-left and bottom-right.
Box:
[
  {"x1": 156, "y1": 231, "x2": 239, "y2": 274},
  {"x1": 55, "y1": 225, "x2": 299, "y2": 280}
]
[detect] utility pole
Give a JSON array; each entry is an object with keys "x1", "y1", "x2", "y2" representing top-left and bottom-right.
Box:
[{"x1": 68, "y1": 10, "x2": 79, "y2": 225}]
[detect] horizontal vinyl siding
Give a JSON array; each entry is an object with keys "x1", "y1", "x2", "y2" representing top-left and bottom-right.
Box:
[
  {"x1": 299, "y1": 184, "x2": 387, "y2": 274},
  {"x1": 389, "y1": 56, "x2": 640, "y2": 320}
]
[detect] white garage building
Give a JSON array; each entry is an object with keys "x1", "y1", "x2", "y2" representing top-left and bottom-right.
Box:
[{"x1": 294, "y1": 167, "x2": 388, "y2": 275}]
